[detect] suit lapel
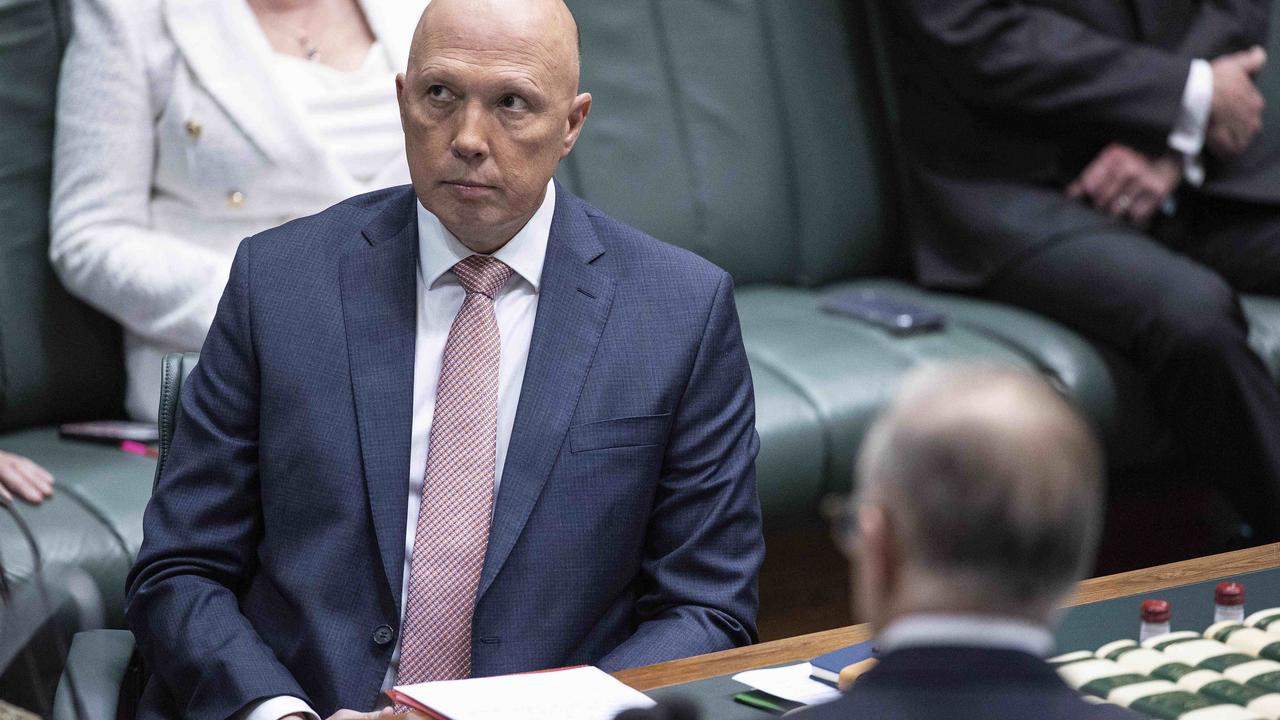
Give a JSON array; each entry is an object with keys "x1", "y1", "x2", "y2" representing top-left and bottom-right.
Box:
[
  {"x1": 477, "y1": 187, "x2": 616, "y2": 600},
  {"x1": 163, "y1": 0, "x2": 324, "y2": 170},
  {"x1": 340, "y1": 188, "x2": 420, "y2": 610}
]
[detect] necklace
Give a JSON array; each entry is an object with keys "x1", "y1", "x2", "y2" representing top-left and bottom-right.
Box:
[
  {"x1": 293, "y1": 27, "x2": 322, "y2": 62},
  {"x1": 249, "y1": 0, "x2": 328, "y2": 62}
]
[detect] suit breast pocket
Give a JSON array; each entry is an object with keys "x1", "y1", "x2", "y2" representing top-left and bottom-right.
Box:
[{"x1": 568, "y1": 413, "x2": 671, "y2": 454}]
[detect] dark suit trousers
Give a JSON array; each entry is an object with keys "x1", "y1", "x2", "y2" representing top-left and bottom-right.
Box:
[{"x1": 980, "y1": 194, "x2": 1280, "y2": 540}]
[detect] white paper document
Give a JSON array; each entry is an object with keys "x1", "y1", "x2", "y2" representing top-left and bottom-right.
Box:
[
  {"x1": 732, "y1": 662, "x2": 843, "y2": 705},
  {"x1": 390, "y1": 665, "x2": 656, "y2": 720}
]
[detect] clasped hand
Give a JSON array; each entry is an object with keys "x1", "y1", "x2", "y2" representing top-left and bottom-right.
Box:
[
  {"x1": 1067, "y1": 143, "x2": 1182, "y2": 225},
  {"x1": 1208, "y1": 46, "x2": 1267, "y2": 157}
]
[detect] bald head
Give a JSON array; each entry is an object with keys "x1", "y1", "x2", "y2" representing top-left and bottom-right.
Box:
[
  {"x1": 853, "y1": 365, "x2": 1104, "y2": 622},
  {"x1": 410, "y1": 0, "x2": 581, "y2": 97},
  {"x1": 396, "y1": 0, "x2": 592, "y2": 253}
]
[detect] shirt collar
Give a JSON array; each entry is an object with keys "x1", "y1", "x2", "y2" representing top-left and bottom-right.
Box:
[
  {"x1": 416, "y1": 179, "x2": 555, "y2": 292},
  {"x1": 877, "y1": 614, "x2": 1055, "y2": 657}
]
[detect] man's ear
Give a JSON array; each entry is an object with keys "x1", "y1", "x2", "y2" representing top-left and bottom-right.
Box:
[
  {"x1": 395, "y1": 73, "x2": 408, "y2": 132},
  {"x1": 561, "y1": 92, "x2": 592, "y2": 158},
  {"x1": 855, "y1": 504, "x2": 899, "y2": 623},
  {"x1": 858, "y1": 505, "x2": 891, "y2": 563}
]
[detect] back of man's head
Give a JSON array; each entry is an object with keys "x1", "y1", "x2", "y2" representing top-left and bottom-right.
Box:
[{"x1": 853, "y1": 364, "x2": 1104, "y2": 627}]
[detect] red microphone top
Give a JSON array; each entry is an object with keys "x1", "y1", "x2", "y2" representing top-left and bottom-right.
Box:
[
  {"x1": 1141, "y1": 599, "x2": 1171, "y2": 623},
  {"x1": 1216, "y1": 581, "x2": 1245, "y2": 607}
]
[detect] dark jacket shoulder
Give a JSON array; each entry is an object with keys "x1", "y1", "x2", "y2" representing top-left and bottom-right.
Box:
[
  {"x1": 238, "y1": 185, "x2": 410, "y2": 268},
  {"x1": 799, "y1": 647, "x2": 1141, "y2": 720},
  {"x1": 566, "y1": 191, "x2": 731, "y2": 294}
]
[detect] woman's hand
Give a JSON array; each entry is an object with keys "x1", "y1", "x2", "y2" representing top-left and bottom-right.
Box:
[{"x1": 0, "y1": 450, "x2": 55, "y2": 504}]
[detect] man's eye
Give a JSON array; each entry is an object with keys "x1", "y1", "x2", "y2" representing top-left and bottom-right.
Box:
[
  {"x1": 426, "y1": 85, "x2": 454, "y2": 100},
  {"x1": 498, "y1": 95, "x2": 528, "y2": 111}
]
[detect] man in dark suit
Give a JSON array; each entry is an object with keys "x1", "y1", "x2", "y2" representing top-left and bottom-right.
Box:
[
  {"x1": 801, "y1": 366, "x2": 1137, "y2": 719},
  {"x1": 124, "y1": 1, "x2": 763, "y2": 718},
  {"x1": 877, "y1": 0, "x2": 1280, "y2": 540}
]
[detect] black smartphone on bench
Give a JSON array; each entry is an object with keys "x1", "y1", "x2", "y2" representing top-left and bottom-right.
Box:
[{"x1": 822, "y1": 290, "x2": 947, "y2": 335}]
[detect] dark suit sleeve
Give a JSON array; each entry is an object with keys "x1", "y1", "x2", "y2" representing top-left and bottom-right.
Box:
[
  {"x1": 125, "y1": 240, "x2": 310, "y2": 720},
  {"x1": 895, "y1": 0, "x2": 1192, "y2": 147},
  {"x1": 1176, "y1": 0, "x2": 1270, "y2": 58},
  {"x1": 597, "y1": 271, "x2": 763, "y2": 671}
]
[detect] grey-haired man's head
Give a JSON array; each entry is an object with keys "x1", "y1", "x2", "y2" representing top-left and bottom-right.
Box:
[{"x1": 850, "y1": 365, "x2": 1104, "y2": 629}]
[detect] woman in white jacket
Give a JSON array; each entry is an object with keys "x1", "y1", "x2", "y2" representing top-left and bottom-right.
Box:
[{"x1": 50, "y1": 0, "x2": 427, "y2": 421}]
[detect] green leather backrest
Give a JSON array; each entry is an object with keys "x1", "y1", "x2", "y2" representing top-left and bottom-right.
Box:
[
  {"x1": 155, "y1": 352, "x2": 199, "y2": 490},
  {"x1": 559, "y1": 0, "x2": 899, "y2": 286},
  {"x1": 0, "y1": 0, "x2": 124, "y2": 430}
]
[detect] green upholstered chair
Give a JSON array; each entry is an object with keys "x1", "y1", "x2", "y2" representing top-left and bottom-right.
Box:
[
  {"x1": 51, "y1": 629, "x2": 136, "y2": 720},
  {"x1": 557, "y1": 0, "x2": 1136, "y2": 516},
  {"x1": 557, "y1": 0, "x2": 1280, "y2": 517},
  {"x1": 0, "y1": 0, "x2": 157, "y2": 711},
  {"x1": 151, "y1": 353, "x2": 201, "y2": 490},
  {"x1": 49, "y1": 352, "x2": 197, "y2": 720}
]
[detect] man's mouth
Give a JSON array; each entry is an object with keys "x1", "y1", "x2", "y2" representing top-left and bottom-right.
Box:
[
  {"x1": 443, "y1": 180, "x2": 496, "y2": 189},
  {"x1": 442, "y1": 180, "x2": 498, "y2": 199}
]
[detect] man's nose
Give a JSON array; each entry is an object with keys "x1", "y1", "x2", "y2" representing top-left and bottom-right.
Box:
[{"x1": 451, "y1": 103, "x2": 489, "y2": 161}]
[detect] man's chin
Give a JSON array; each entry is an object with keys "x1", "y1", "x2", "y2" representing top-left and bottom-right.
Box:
[{"x1": 425, "y1": 196, "x2": 501, "y2": 227}]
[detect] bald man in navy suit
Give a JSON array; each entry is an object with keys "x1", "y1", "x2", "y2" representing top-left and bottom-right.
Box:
[{"x1": 125, "y1": 2, "x2": 763, "y2": 718}]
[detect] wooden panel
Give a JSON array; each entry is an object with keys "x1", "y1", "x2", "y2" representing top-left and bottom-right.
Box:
[
  {"x1": 612, "y1": 624, "x2": 872, "y2": 693},
  {"x1": 1068, "y1": 543, "x2": 1280, "y2": 607},
  {"x1": 614, "y1": 542, "x2": 1280, "y2": 691}
]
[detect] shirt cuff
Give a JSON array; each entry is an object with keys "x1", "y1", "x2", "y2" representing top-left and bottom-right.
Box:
[
  {"x1": 1169, "y1": 58, "x2": 1213, "y2": 185},
  {"x1": 237, "y1": 695, "x2": 320, "y2": 720}
]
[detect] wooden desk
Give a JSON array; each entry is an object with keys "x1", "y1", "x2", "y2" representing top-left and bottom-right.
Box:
[{"x1": 614, "y1": 542, "x2": 1280, "y2": 692}]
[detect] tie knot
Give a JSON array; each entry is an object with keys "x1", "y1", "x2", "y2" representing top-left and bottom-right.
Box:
[{"x1": 452, "y1": 255, "x2": 513, "y2": 298}]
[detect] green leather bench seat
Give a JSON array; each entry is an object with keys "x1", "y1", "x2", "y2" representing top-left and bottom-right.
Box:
[
  {"x1": 820, "y1": 279, "x2": 1175, "y2": 470},
  {"x1": 0, "y1": 429, "x2": 155, "y2": 625},
  {"x1": 738, "y1": 285, "x2": 1038, "y2": 499},
  {"x1": 0, "y1": 429, "x2": 154, "y2": 711},
  {"x1": 748, "y1": 363, "x2": 826, "y2": 522},
  {"x1": 742, "y1": 284, "x2": 1280, "y2": 509},
  {"x1": 828, "y1": 282, "x2": 1280, "y2": 470},
  {"x1": 53, "y1": 629, "x2": 135, "y2": 720},
  {"x1": 0, "y1": 0, "x2": 145, "y2": 708}
]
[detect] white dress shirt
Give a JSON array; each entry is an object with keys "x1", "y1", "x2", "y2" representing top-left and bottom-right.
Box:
[
  {"x1": 1170, "y1": 58, "x2": 1214, "y2": 187},
  {"x1": 242, "y1": 181, "x2": 555, "y2": 720},
  {"x1": 877, "y1": 613, "x2": 1056, "y2": 657}
]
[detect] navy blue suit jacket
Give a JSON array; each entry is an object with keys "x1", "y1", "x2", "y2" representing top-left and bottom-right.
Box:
[
  {"x1": 798, "y1": 647, "x2": 1141, "y2": 719},
  {"x1": 124, "y1": 184, "x2": 763, "y2": 719}
]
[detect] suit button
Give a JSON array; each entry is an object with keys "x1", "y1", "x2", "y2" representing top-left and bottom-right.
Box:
[
  {"x1": 372, "y1": 625, "x2": 395, "y2": 646},
  {"x1": 184, "y1": 119, "x2": 203, "y2": 140},
  {"x1": 227, "y1": 191, "x2": 245, "y2": 208}
]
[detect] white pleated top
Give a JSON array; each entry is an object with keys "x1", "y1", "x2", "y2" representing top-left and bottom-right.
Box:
[{"x1": 273, "y1": 41, "x2": 404, "y2": 184}]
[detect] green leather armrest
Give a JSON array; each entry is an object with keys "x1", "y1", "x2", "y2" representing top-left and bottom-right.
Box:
[
  {"x1": 156, "y1": 351, "x2": 200, "y2": 489},
  {"x1": 52, "y1": 629, "x2": 133, "y2": 720}
]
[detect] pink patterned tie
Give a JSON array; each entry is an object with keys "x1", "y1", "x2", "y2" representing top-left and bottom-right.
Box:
[{"x1": 397, "y1": 255, "x2": 514, "y2": 686}]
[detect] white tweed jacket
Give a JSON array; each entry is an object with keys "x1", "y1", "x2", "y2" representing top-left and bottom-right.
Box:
[{"x1": 50, "y1": 0, "x2": 425, "y2": 420}]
